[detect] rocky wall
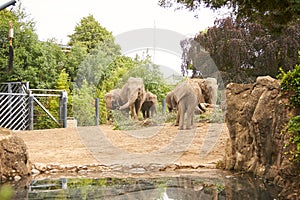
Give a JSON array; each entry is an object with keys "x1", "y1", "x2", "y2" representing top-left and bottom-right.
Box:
[
  {"x1": 224, "y1": 76, "x2": 300, "y2": 199},
  {"x1": 0, "y1": 128, "x2": 31, "y2": 182}
]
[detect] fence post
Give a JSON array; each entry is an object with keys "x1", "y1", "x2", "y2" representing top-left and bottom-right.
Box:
[
  {"x1": 162, "y1": 99, "x2": 166, "y2": 115},
  {"x1": 95, "y1": 98, "x2": 99, "y2": 126},
  {"x1": 28, "y1": 91, "x2": 34, "y2": 130},
  {"x1": 61, "y1": 90, "x2": 68, "y2": 128}
]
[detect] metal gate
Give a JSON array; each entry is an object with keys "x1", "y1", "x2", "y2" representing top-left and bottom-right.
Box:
[
  {"x1": 0, "y1": 82, "x2": 29, "y2": 130},
  {"x1": 0, "y1": 82, "x2": 67, "y2": 130}
]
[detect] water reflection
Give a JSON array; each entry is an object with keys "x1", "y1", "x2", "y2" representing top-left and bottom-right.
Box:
[{"x1": 1, "y1": 173, "x2": 280, "y2": 200}]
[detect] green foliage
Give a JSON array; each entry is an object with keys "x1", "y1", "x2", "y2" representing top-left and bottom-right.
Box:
[
  {"x1": 72, "y1": 80, "x2": 96, "y2": 126},
  {"x1": 117, "y1": 57, "x2": 171, "y2": 102},
  {"x1": 286, "y1": 115, "x2": 300, "y2": 162},
  {"x1": 94, "y1": 54, "x2": 171, "y2": 124},
  {"x1": 75, "y1": 38, "x2": 121, "y2": 88},
  {"x1": 96, "y1": 56, "x2": 137, "y2": 123},
  {"x1": 0, "y1": 184, "x2": 14, "y2": 200},
  {"x1": 159, "y1": 0, "x2": 300, "y2": 31},
  {"x1": 197, "y1": 108, "x2": 225, "y2": 123},
  {"x1": 165, "y1": 112, "x2": 177, "y2": 123},
  {"x1": 110, "y1": 110, "x2": 138, "y2": 130},
  {"x1": 34, "y1": 69, "x2": 73, "y2": 129},
  {"x1": 68, "y1": 14, "x2": 114, "y2": 51},
  {"x1": 186, "y1": 17, "x2": 300, "y2": 85},
  {"x1": 0, "y1": 8, "x2": 67, "y2": 89},
  {"x1": 278, "y1": 64, "x2": 300, "y2": 107},
  {"x1": 278, "y1": 58, "x2": 300, "y2": 163},
  {"x1": 64, "y1": 42, "x2": 88, "y2": 82}
]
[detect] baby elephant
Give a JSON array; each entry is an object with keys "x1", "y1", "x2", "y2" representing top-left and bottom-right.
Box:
[{"x1": 141, "y1": 91, "x2": 157, "y2": 118}]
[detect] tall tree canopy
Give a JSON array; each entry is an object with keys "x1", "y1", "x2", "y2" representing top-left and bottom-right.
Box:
[
  {"x1": 159, "y1": 0, "x2": 300, "y2": 31},
  {"x1": 68, "y1": 14, "x2": 114, "y2": 51},
  {"x1": 181, "y1": 17, "x2": 300, "y2": 84},
  {"x1": 0, "y1": 8, "x2": 66, "y2": 89}
]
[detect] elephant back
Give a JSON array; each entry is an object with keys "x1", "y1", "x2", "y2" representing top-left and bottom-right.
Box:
[
  {"x1": 105, "y1": 88, "x2": 123, "y2": 110},
  {"x1": 173, "y1": 81, "x2": 195, "y2": 103}
]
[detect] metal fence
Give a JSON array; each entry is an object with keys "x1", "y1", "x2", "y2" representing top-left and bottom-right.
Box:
[{"x1": 0, "y1": 82, "x2": 67, "y2": 130}]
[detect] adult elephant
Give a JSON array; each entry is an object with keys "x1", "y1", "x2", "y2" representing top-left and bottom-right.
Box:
[
  {"x1": 104, "y1": 88, "x2": 123, "y2": 121},
  {"x1": 141, "y1": 91, "x2": 157, "y2": 118},
  {"x1": 205, "y1": 77, "x2": 218, "y2": 105},
  {"x1": 119, "y1": 77, "x2": 146, "y2": 120},
  {"x1": 189, "y1": 78, "x2": 218, "y2": 105},
  {"x1": 172, "y1": 80, "x2": 205, "y2": 130}
]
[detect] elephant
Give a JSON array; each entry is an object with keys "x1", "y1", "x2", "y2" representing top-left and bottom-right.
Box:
[
  {"x1": 205, "y1": 77, "x2": 218, "y2": 105},
  {"x1": 189, "y1": 78, "x2": 218, "y2": 105},
  {"x1": 172, "y1": 80, "x2": 205, "y2": 130},
  {"x1": 166, "y1": 91, "x2": 177, "y2": 113},
  {"x1": 119, "y1": 77, "x2": 146, "y2": 120},
  {"x1": 104, "y1": 88, "x2": 123, "y2": 121},
  {"x1": 141, "y1": 91, "x2": 157, "y2": 118}
]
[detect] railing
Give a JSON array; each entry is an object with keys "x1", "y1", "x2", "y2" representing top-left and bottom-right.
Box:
[{"x1": 0, "y1": 82, "x2": 67, "y2": 130}]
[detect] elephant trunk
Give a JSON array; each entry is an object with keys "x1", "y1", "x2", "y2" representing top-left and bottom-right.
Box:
[{"x1": 119, "y1": 90, "x2": 138, "y2": 110}]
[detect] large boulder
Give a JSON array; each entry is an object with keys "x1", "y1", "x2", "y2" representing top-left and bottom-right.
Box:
[
  {"x1": 0, "y1": 128, "x2": 31, "y2": 182},
  {"x1": 224, "y1": 76, "x2": 300, "y2": 198}
]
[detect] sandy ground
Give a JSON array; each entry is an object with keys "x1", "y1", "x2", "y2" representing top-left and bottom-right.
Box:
[{"x1": 13, "y1": 122, "x2": 229, "y2": 171}]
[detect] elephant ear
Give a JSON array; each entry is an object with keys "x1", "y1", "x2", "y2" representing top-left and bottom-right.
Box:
[
  {"x1": 189, "y1": 81, "x2": 205, "y2": 104},
  {"x1": 198, "y1": 80, "x2": 210, "y2": 104}
]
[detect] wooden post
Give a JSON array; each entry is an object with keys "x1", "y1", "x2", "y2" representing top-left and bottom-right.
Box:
[
  {"x1": 162, "y1": 99, "x2": 166, "y2": 115},
  {"x1": 95, "y1": 98, "x2": 99, "y2": 126},
  {"x1": 61, "y1": 90, "x2": 68, "y2": 128}
]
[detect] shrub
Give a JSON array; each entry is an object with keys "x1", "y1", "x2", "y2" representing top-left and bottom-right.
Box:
[{"x1": 278, "y1": 59, "x2": 300, "y2": 163}]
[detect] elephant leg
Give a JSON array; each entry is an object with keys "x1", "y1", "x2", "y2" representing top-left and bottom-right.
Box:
[
  {"x1": 146, "y1": 110, "x2": 149, "y2": 118},
  {"x1": 177, "y1": 101, "x2": 186, "y2": 130},
  {"x1": 130, "y1": 105, "x2": 137, "y2": 120},
  {"x1": 186, "y1": 112, "x2": 194, "y2": 130},
  {"x1": 175, "y1": 108, "x2": 180, "y2": 126},
  {"x1": 186, "y1": 98, "x2": 197, "y2": 129},
  {"x1": 142, "y1": 110, "x2": 146, "y2": 119}
]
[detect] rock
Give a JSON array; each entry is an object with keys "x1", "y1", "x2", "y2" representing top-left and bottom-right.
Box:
[
  {"x1": 14, "y1": 175, "x2": 21, "y2": 182},
  {"x1": 0, "y1": 128, "x2": 31, "y2": 183},
  {"x1": 224, "y1": 76, "x2": 300, "y2": 197},
  {"x1": 31, "y1": 168, "x2": 40, "y2": 175},
  {"x1": 34, "y1": 163, "x2": 47, "y2": 172}
]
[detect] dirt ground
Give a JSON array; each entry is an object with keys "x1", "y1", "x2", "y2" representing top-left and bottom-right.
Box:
[{"x1": 13, "y1": 122, "x2": 229, "y2": 172}]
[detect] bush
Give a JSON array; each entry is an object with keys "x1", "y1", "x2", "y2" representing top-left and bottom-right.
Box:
[{"x1": 278, "y1": 60, "x2": 300, "y2": 163}]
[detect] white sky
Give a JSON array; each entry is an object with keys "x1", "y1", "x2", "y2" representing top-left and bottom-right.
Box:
[
  {"x1": 1, "y1": 0, "x2": 229, "y2": 76},
  {"x1": 11, "y1": 0, "x2": 227, "y2": 44}
]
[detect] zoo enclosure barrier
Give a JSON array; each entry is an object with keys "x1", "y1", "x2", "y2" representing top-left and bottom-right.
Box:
[{"x1": 0, "y1": 82, "x2": 67, "y2": 130}]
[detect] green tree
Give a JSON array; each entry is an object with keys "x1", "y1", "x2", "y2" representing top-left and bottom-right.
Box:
[
  {"x1": 34, "y1": 69, "x2": 72, "y2": 129},
  {"x1": 181, "y1": 17, "x2": 300, "y2": 85},
  {"x1": 278, "y1": 55, "x2": 300, "y2": 162},
  {"x1": 75, "y1": 38, "x2": 121, "y2": 88},
  {"x1": 119, "y1": 57, "x2": 171, "y2": 101},
  {"x1": 159, "y1": 0, "x2": 300, "y2": 31},
  {"x1": 0, "y1": 9, "x2": 18, "y2": 76},
  {"x1": 72, "y1": 80, "x2": 96, "y2": 126},
  {"x1": 64, "y1": 42, "x2": 88, "y2": 82},
  {"x1": 68, "y1": 14, "x2": 114, "y2": 51},
  {"x1": 0, "y1": 7, "x2": 66, "y2": 89},
  {"x1": 96, "y1": 55, "x2": 140, "y2": 123}
]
